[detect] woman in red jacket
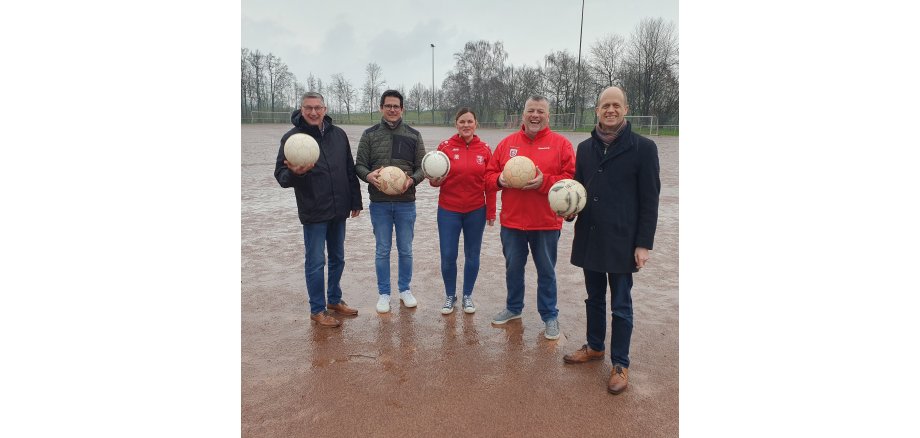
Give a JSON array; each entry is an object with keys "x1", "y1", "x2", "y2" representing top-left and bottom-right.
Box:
[{"x1": 428, "y1": 108, "x2": 497, "y2": 315}]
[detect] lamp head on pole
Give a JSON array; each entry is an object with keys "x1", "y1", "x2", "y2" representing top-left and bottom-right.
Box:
[{"x1": 431, "y1": 43, "x2": 435, "y2": 48}]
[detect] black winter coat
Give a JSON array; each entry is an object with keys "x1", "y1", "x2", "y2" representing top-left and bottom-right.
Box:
[
  {"x1": 570, "y1": 122, "x2": 660, "y2": 273},
  {"x1": 274, "y1": 112, "x2": 363, "y2": 224}
]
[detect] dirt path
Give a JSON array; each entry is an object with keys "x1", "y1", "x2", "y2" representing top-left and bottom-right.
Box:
[{"x1": 242, "y1": 123, "x2": 679, "y2": 437}]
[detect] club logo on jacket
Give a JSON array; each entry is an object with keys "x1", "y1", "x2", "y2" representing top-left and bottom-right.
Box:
[
  {"x1": 510, "y1": 148, "x2": 518, "y2": 157},
  {"x1": 476, "y1": 155, "x2": 484, "y2": 165},
  {"x1": 454, "y1": 154, "x2": 460, "y2": 159}
]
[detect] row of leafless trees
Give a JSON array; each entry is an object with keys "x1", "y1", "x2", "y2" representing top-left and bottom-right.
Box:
[{"x1": 242, "y1": 18, "x2": 678, "y2": 126}]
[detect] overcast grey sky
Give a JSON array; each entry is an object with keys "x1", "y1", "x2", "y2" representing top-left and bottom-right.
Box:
[{"x1": 242, "y1": 0, "x2": 678, "y2": 93}]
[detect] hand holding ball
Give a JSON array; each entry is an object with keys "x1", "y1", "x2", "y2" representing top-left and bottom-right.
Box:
[
  {"x1": 501, "y1": 156, "x2": 536, "y2": 189},
  {"x1": 377, "y1": 166, "x2": 409, "y2": 195},
  {"x1": 284, "y1": 133, "x2": 320, "y2": 168},
  {"x1": 421, "y1": 151, "x2": 451, "y2": 179},
  {"x1": 548, "y1": 179, "x2": 587, "y2": 216}
]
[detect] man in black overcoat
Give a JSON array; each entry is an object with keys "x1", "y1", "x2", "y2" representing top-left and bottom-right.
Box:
[{"x1": 562, "y1": 86, "x2": 661, "y2": 395}]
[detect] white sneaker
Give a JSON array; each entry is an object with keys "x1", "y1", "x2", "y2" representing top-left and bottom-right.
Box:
[
  {"x1": 399, "y1": 290, "x2": 418, "y2": 308},
  {"x1": 376, "y1": 294, "x2": 391, "y2": 313}
]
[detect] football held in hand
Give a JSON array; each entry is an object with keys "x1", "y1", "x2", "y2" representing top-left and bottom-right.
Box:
[
  {"x1": 502, "y1": 156, "x2": 536, "y2": 188},
  {"x1": 378, "y1": 166, "x2": 408, "y2": 195},
  {"x1": 283, "y1": 133, "x2": 320, "y2": 167}
]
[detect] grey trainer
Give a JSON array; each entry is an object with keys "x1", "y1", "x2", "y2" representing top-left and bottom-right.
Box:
[
  {"x1": 440, "y1": 295, "x2": 457, "y2": 315},
  {"x1": 492, "y1": 309, "x2": 522, "y2": 324},
  {"x1": 544, "y1": 318, "x2": 560, "y2": 340},
  {"x1": 462, "y1": 295, "x2": 476, "y2": 314}
]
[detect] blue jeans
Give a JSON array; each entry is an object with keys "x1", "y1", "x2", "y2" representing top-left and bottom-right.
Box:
[
  {"x1": 499, "y1": 226, "x2": 560, "y2": 322},
  {"x1": 584, "y1": 269, "x2": 634, "y2": 367},
  {"x1": 302, "y1": 218, "x2": 347, "y2": 315},
  {"x1": 369, "y1": 201, "x2": 416, "y2": 294},
  {"x1": 438, "y1": 206, "x2": 486, "y2": 297}
]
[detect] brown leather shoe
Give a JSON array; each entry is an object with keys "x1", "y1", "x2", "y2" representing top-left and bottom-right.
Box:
[
  {"x1": 310, "y1": 311, "x2": 341, "y2": 328},
  {"x1": 326, "y1": 300, "x2": 358, "y2": 316},
  {"x1": 563, "y1": 344, "x2": 605, "y2": 364},
  {"x1": 607, "y1": 365, "x2": 629, "y2": 394}
]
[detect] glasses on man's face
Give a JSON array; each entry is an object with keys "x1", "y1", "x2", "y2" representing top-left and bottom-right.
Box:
[
  {"x1": 382, "y1": 104, "x2": 402, "y2": 111},
  {"x1": 301, "y1": 105, "x2": 325, "y2": 113}
]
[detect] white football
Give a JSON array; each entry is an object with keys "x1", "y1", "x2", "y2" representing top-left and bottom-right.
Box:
[
  {"x1": 548, "y1": 179, "x2": 587, "y2": 216},
  {"x1": 421, "y1": 150, "x2": 451, "y2": 179},
  {"x1": 284, "y1": 133, "x2": 320, "y2": 167},
  {"x1": 502, "y1": 156, "x2": 536, "y2": 188},
  {"x1": 378, "y1": 166, "x2": 408, "y2": 195}
]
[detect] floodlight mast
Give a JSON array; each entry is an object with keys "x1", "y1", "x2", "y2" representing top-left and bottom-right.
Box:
[{"x1": 574, "y1": 0, "x2": 585, "y2": 131}]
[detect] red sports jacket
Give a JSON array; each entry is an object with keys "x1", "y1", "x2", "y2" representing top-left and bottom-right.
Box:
[
  {"x1": 484, "y1": 126, "x2": 575, "y2": 230},
  {"x1": 432, "y1": 134, "x2": 497, "y2": 220}
]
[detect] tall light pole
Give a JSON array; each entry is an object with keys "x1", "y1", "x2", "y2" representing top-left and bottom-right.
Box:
[
  {"x1": 573, "y1": 0, "x2": 585, "y2": 131},
  {"x1": 430, "y1": 43, "x2": 436, "y2": 125}
]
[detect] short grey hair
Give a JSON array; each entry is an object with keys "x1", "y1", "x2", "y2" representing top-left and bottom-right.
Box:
[
  {"x1": 525, "y1": 95, "x2": 550, "y2": 111},
  {"x1": 301, "y1": 92, "x2": 325, "y2": 105},
  {"x1": 528, "y1": 94, "x2": 548, "y2": 103}
]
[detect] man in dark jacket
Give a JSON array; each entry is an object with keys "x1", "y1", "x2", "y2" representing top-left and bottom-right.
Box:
[
  {"x1": 355, "y1": 90, "x2": 426, "y2": 314},
  {"x1": 562, "y1": 86, "x2": 661, "y2": 395},
  {"x1": 274, "y1": 92, "x2": 363, "y2": 328}
]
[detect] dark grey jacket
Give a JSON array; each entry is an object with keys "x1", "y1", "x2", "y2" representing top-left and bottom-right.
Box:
[
  {"x1": 570, "y1": 122, "x2": 660, "y2": 273},
  {"x1": 274, "y1": 112, "x2": 362, "y2": 224},
  {"x1": 354, "y1": 119, "x2": 426, "y2": 202}
]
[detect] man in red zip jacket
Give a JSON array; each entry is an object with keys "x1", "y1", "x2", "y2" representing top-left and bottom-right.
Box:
[{"x1": 483, "y1": 95, "x2": 575, "y2": 340}]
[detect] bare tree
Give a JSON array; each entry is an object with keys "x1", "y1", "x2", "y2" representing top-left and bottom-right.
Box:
[
  {"x1": 246, "y1": 50, "x2": 265, "y2": 111},
  {"x1": 499, "y1": 64, "x2": 544, "y2": 125},
  {"x1": 362, "y1": 63, "x2": 386, "y2": 113},
  {"x1": 270, "y1": 65, "x2": 295, "y2": 112},
  {"x1": 621, "y1": 18, "x2": 679, "y2": 123},
  {"x1": 306, "y1": 73, "x2": 317, "y2": 92},
  {"x1": 589, "y1": 34, "x2": 627, "y2": 88},
  {"x1": 330, "y1": 73, "x2": 357, "y2": 122},
  {"x1": 449, "y1": 40, "x2": 508, "y2": 122},
  {"x1": 441, "y1": 70, "x2": 472, "y2": 113},
  {"x1": 544, "y1": 50, "x2": 577, "y2": 113},
  {"x1": 407, "y1": 82, "x2": 426, "y2": 121},
  {"x1": 293, "y1": 81, "x2": 306, "y2": 108},
  {"x1": 241, "y1": 48, "x2": 253, "y2": 116},
  {"x1": 266, "y1": 53, "x2": 279, "y2": 110}
]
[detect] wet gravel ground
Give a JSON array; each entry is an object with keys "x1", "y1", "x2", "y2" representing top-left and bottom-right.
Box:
[{"x1": 242, "y1": 123, "x2": 679, "y2": 437}]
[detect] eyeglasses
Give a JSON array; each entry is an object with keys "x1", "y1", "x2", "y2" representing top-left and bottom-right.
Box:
[
  {"x1": 382, "y1": 104, "x2": 402, "y2": 110},
  {"x1": 301, "y1": 105, "x2": 325, "y2": 112}
]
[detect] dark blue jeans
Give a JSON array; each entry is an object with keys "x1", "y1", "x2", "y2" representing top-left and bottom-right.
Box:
[
  {"x1": 499, "y1": 226, "x2": 560, "y2": 322},
  {"x1": 369, "y1": 201, "x2": 416, "y2": 294},
  {"x1": 437, "y1": 206, "x2": 486, "y2": 297},
  {"x1": 584, "y1": 269, "x2": 634, "y2": 367},
  {"x1": 302, "y1": 218, "x2": 347, "y2": 315}
]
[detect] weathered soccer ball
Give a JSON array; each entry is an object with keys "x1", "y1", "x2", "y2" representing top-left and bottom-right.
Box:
[
  {"x1": 548, "y1": 179, "x2": 587, "y2": 216},
  {"x1": 378, "y1": 166, "x2": 408, "y2": 195},
  {"x1": 283, "y1": 133, "x2": 320, "y2": 167},
  {"x1": 502, "y1": 156, "x2": 536, "y2": 188},
  {"x1": 421, "y1": 150, "x2": 451, "y2": 179}
]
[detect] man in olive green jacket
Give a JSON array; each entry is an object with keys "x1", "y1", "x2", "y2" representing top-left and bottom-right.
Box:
[{"x1": 355, "y1": 89, "x2": 426, "y2": 314}]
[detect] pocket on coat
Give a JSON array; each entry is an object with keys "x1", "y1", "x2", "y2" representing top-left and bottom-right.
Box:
[{"x1": 391, "y1": 135, "x2": 417, "y2": 162}]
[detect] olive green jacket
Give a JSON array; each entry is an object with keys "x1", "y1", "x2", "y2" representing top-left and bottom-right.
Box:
[{"x1": 355, "y1": 119, "x2": 426, "y2": 202}]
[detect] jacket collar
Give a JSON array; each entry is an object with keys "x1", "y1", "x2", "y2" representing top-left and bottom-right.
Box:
[
  {"x1": 591, "y1": 121, "x2": 634, "y2": 161},
  {"x1": 381, "y1": 117, "x2": 403, "y2": 130},
  {"x1": 450, "y1": 133, "x2": 482, "y2": 147},
  {"x1": 518, "y1": 124, "x2": 551, "y2": 142},
  {"x1": 290, "y1": 110, "x2": 332, "y2": 136}
]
